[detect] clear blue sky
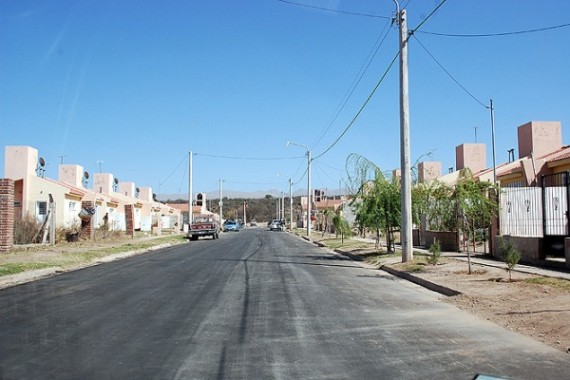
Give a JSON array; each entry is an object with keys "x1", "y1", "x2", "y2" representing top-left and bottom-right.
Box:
[{"x1": 2, "y1": 0, "x2": 569, "y2": 198}]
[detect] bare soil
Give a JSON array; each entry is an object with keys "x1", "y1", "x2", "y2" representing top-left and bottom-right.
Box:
[{"x1": 388, "y1": 259, "x2": 570, "y2": 354}]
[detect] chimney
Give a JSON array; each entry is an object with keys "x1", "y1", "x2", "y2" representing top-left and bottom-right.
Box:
[
  {"x1": 4, "y1": 146, "x2": 39, "y2": 180},
  {"x1": 518, "y1": 121, "x2": 562, "y2": 159},
  {"x1": 456, "y1": 143, "x2": 486, "y2": 174}
]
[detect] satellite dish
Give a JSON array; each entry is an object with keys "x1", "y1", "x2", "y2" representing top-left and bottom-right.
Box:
[
  {"x1": 83, "y1": 171, "x2": 90, "y2": 179},
  {"x1": 38, "y1": 157, "x2": 46, "y2": 167},
  {"x1": 136, "y1": 187, "x2": 140, "y2": 193},
  {"x1": 114, "y1": 178, "x2": 119, "y2": 184}
]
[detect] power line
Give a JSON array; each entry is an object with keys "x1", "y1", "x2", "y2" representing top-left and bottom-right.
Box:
[
  {"x1": 194, "y1": 152, "x2": 303, "y2": 161},
  {"x1": 417, "y1": 22, "x2": 570, "y2": 38},
  {"x1": 312, "y1": 0, "x2": 450, "y2": 161},
  {"x1": 313, "y1": 50, "x2": 400, "y2": 161},
  {"x1": 275, "y1": 0, "x2": 391, "y2": 19},
  {"x1": 311, "y1": 20, "x2": 393, "y2": 149},
  {"x1": 409, "y1": 0, "x2": 448, "y2": 36},
  {"x1": 412, "y1": 35, "x2": 489, "y2": 109},
  {"x1": 159, "y1": 154, "x2": 187, "y2": 187}
]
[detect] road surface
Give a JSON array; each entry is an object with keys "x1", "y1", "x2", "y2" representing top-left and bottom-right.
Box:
[{"x1": 1, "y1": 228, "x2": 568, "y2": 379}]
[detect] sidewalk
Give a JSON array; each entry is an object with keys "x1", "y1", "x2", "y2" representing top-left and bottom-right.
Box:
[{"x1": 315, "y1": 235, "x2": 570, "y2": 281}]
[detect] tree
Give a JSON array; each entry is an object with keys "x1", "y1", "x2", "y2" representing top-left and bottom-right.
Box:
[
  {"x1": 353, "y1": 169, "x2": 400, "y2": 251},
  {"x1": 332, "y1": 211, "x2": 351, "y2": 244},
  {"x1": 501, "y1": 238, "x2": 521, "y2": 282},
  {"x1": 453, "y1": 169, "x2": 499, "y2": 274}
]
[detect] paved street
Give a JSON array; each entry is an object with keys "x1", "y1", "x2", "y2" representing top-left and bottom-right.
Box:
[{"x1": 1, "y1": 229, "x2": 569, "y2": 379}]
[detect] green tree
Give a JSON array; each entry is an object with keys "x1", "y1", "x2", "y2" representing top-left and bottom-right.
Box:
[
  {"x1": 453, "y1": 169, "x2": 499, "y2": 274},
  {"x1": 353, "y1": 169, "x2": 400, "y2": 251},
  {"x1": 332, "y1": 211, "x2": 352, "y2": 244}
]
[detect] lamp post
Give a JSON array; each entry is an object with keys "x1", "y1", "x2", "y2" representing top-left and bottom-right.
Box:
[
  {"x1": 278, "y1": 173, "x2": 294, "y2": 231},
  {"x1": 287, "y1": 141, "x2": 311, "y2": 238}
]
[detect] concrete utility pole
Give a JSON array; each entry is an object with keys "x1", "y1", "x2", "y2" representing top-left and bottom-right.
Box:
[
  {"x1": 288, "y1": 178, "x2": 293, "y2": 230},
  {"x1": 490, "y1": 99, "x2": 497, "y2": 184},
  {"x1": 287, "y1": 142, "x2": 312, "y2": 238},
  {"x1": 219, "y1": 179, "x2": 223, "y2": 225},
  {"x1": 188, "y1": 151, "x2": 193, "y2": 225},
  {"x1": 394, "y1": 1, "x2": 413, "y2": 262},
  {"x1": 279, "y1": 174, "x2": 294, "y2": 230}
]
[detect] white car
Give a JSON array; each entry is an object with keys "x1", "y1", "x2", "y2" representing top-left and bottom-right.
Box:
[{"x1": 269, "y1": 219, "x2": 284, "y2": 231}]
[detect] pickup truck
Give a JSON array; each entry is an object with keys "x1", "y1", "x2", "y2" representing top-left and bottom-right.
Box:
[{"x1": 188, "y1": 215, "x2": 220, "y2": 240}]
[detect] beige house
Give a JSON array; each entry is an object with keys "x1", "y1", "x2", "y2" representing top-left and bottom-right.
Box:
[{"x1": 3, "y1": 145, "x2": 182, "y2": 240}]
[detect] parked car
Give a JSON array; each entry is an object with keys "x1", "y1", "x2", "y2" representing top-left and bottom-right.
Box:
[
  {"x1": 188, "y1": 215, "x2": 219, "y2": 240},
  {"x1": 223, "y1": 220, "x2": 240, "y2": 232},
  {"x1": 269, "y1": 219, "x2": 284, "y2": 231}
]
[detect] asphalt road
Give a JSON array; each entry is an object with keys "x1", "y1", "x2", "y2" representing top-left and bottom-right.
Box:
[{"x1": 1, "y1": 228, "x2": 569, "y2": 380}]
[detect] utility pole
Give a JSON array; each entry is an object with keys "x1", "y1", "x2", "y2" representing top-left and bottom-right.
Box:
[
  {"x1": 287, "y1": 142, "x2": 312, "y2": 238},
  {"x1": 490, "y1": 99, "x2": 497, "y2": 184},
  {"x1": 394, "y1": 1, "x2": 413, "y2": 262},
  {"x1": 219, "y1": 179, "x2": 223, "y2": 225},
  {"x1": 188, "y1": 151, "x2": 193, "y2": 226},
  {"x1": 288, "y1": 178, "x2": 293, "y2": 230}
]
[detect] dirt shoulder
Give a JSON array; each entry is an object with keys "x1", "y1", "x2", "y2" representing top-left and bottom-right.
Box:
[{"x1": 383, "y1": 259, "x2": 570, "y2": 353}]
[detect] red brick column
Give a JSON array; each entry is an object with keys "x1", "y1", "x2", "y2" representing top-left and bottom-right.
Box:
[
  {"x1": 0, "y1": 179, "x2": 15, "y2": 252},
  {"x1": 125, "y1": 204, "x2": 135, "y2": 238},
  {"x1": 81, "y1": 201, "x2": 95, "y2": 240}
]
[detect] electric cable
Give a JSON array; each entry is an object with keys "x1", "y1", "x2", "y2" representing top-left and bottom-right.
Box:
[
  {"x1": 194, "y1": 152, "x2": 304, "y2": 161},
  {"x1": 311, "y1": 20, "x2": 393, "y2": 149},
  {"x1": 417, "y1": 22, "x2": 570, "y2": 38},
  {"x1": 312, "y1": 50, "x2": 400, "y2": 161},
  {"x1": 412, "y1": 34, "x2": 489, "y2": 109},
  {"x1": 275, "y1": 0, "x2": 391, "y2": 19},
  {"x1": 312, "y1": 0, "x2": 449, "y2": 161}
]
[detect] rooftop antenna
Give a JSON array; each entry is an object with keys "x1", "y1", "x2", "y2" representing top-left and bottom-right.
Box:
[{"x1": 97, "y1": 160, "x2": 103, "y2": 173}]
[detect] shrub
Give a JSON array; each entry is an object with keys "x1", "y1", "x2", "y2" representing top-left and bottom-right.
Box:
[
  {"x1": 13, "y1": 215, "x2": 41, "y2": 244},
  {"x1": 501, "y1": 238, "x2": 520, "y2": 282},
  {"x1": 426, "y1": 240, "x2": 442, "y2": 266}
]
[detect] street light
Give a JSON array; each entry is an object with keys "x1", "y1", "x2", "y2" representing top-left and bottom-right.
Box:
[
  {"x1": 287, "y1": 141, "x2": 311, "y2": 238},
  {"x1": 278, "y1": 173, "x2": 294, "y2": 231}
]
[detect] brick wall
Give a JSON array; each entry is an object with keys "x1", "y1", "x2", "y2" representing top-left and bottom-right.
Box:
[
  {"x1": 81, "y1": 201, "x2": 95, "y2": 240},
  {"x1": 125, "y1": 204, "x2": 135, "y2": 238},
  {"x1": 0, "y1": 179, "x2": 15, "y2": 252}
]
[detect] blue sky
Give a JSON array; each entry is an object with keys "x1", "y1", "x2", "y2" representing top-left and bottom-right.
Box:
[{"x1": 2, "y1": 0, "x2": 569, "y2": 198}]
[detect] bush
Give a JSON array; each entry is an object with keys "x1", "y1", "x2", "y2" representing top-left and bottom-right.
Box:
[
  {"x1": 426, "y1": 240, "x2": 441, "y2": 266},
  {"x1": 13, "y1": 215, "x2": 41, "y2": 244}
]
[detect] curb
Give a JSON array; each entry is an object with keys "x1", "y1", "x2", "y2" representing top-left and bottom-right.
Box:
[
  {"x1": 379, "y1": 265, "x2": 462, "y2": 297},
  {"x1": 287, "y1": 233, "x2": 463, "y2": 297}
]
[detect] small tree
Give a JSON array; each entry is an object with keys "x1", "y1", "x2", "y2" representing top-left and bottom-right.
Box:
[
  {"x1": 501, "y1": 238, "x2": 521, "y2": 282},
  {"x1": 332, "y1": 212, "x2": 352, "y2": 244},
  {"x1": 426, "y1": 239, "x2": 441, "y2": 266},
  {"x1": 454, "y1": 169, "x2": 499, "y2": 274}
]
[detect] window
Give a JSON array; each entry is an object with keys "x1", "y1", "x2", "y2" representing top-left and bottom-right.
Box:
[{"x1": 37, "y1": 201, "x2": 47, "y2": 216}]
